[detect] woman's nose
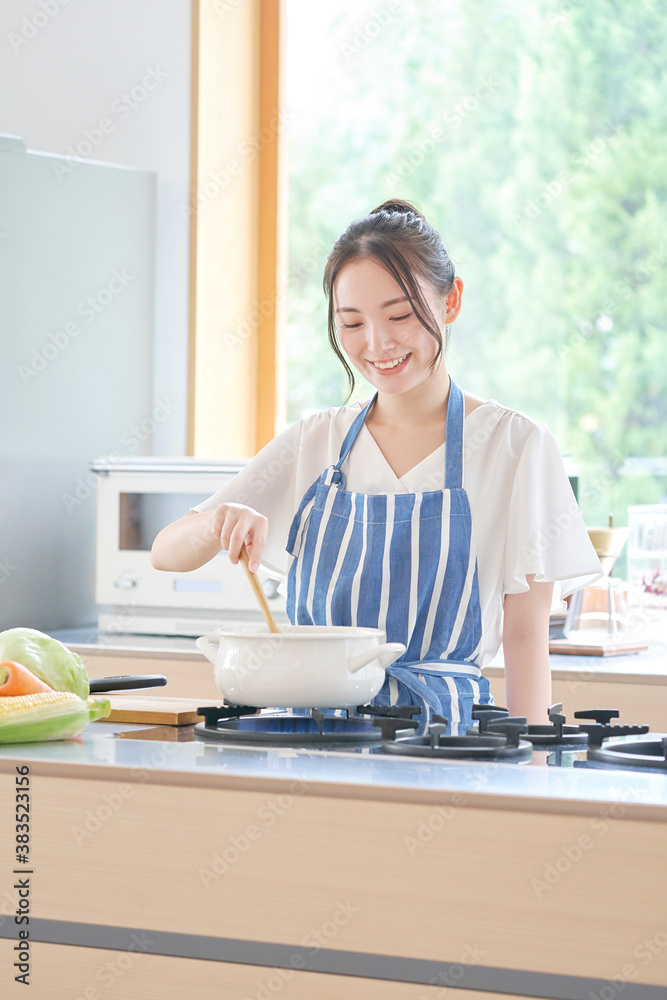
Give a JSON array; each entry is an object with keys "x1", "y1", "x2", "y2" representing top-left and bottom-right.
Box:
[{"x1": 365, "y1": 322, "x2": 397, "y2": 353}]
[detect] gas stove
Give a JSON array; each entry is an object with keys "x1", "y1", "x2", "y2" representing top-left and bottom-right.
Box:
[{"x1": 192, "y1": 702, "x2": 666, "y2": 771}]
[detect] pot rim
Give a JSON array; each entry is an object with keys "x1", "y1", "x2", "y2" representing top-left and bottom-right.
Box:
[{"x1": 209, "y1": 624, "x2": 386, "y2": 641}]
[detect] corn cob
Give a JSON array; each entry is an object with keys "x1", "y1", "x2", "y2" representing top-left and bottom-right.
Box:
[{"x1": 0, "y1": 691, "x2": 110, "y2": 744}]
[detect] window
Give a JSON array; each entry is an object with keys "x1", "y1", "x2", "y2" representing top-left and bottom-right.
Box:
[{"x1": 284, "y1": 0, "x2": 667, "y2": 559}]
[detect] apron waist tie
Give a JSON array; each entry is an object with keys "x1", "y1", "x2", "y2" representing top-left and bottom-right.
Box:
[
  {"x1": 387, "y1": 659, "x2": 483, "y2": 680},
  {"x1": 381, "y1": 660, "x2": 485, "y2": 730}
]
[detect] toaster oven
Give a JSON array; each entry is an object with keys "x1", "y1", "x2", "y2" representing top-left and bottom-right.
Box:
[{"x1": 91, "y1": 457, "x2": 287, "y2": 636}]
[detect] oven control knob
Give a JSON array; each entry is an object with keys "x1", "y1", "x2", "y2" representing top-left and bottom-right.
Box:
[
  {"x1": 114, "y1": 577, "x2": 137, "y2": 589},
  {"x1": 262, "y1": 578, "x2": 281, "y2": 600}
]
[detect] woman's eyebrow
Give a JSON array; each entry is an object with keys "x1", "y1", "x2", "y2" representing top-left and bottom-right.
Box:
[
  {"x1": 335, "y1": 296, "x2": 408, "y2": 314},
  {"x1": 381, "y1": 296, "x2": 409, "y2": 308}
]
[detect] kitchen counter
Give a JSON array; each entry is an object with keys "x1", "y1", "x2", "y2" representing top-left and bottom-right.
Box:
[
  {"x1": 0, "y1": 720, "x2": 666, "y2": 819},
  {"x1": 51, "y1": 626, "x2": 667, "y2": 729},
  {"x1": 1, "y1": 714, "x2": 667, "y2": 999}
]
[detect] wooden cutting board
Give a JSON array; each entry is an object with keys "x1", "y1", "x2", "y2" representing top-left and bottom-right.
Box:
[
  {"x1": 95, "y1": 696, "x2": 223, "y2": 726},
  {"x1": 549, "y1": 639, "x2": 648, "y2": 657}
]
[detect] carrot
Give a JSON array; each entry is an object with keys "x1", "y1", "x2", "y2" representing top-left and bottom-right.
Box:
[{"x1": 0, "y1": 661, "x2": 53, "y2": 696}]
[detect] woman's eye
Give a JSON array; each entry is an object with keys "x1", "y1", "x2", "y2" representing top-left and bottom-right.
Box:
[
  {"x1": 341, "y1": 322, "x2": 362, "y2": 329},
  {"x1": 390, "y1": 313, "x2": 413, "y2": 322}
]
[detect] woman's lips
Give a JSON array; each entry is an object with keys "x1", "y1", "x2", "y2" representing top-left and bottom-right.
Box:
[{"x1": 368, "y1": 352, "x2": 411, "y2": 375}]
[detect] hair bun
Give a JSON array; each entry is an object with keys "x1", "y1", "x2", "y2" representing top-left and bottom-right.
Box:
[{"x1": 370, "y1": 198, "x2": 426, "y2": 221}]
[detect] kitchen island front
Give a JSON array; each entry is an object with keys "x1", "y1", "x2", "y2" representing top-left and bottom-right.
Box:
[{"x1": 1, "y1": 719, "x2": 666, "y2": 1000}]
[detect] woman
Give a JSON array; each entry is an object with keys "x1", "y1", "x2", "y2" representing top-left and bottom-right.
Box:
[{"x1": 152, "y1": 200, "x2": 602, "y2": 730}]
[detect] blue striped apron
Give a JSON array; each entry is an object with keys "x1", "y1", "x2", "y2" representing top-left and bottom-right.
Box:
[{"x1": 286, "y1": 378, "x2": 493, "y2": 734}]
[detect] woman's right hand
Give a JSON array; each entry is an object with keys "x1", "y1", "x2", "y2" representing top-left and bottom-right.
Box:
[{"x1": 208, "y1": 503, "x2": 268, "y2": 573}]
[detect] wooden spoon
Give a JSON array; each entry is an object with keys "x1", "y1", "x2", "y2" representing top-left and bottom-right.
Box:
[{"x1": 238, "y1": 547, "x2": 282, "y2": 635}]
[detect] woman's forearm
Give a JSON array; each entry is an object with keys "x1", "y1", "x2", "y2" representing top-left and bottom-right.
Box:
[
  {"x1": 502, "y1": 576, "x2": 554, "y2": 723},
  {"x1": 151, "y1": 510, "x2": 221, "y2": 572},
  {"x1": 502, "y1": 633, "x2": 552, "y2": 723}
]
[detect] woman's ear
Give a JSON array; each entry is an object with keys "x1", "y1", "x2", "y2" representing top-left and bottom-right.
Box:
[{"x1": 444, "y1": 277, "x2": 464, "y2": 324}]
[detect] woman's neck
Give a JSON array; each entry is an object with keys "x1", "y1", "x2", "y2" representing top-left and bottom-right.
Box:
[{"x1": 369, "y1": 363, "x2": 451, "y2": 428}]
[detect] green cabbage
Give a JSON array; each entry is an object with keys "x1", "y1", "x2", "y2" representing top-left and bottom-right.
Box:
[{"x1": 0, "y1": 628, "x2": 89, "y2": 699}]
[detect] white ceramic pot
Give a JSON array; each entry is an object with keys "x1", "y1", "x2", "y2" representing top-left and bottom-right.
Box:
[{"x1": 195, "y1": 624, "x2": 406, "y2": 708}]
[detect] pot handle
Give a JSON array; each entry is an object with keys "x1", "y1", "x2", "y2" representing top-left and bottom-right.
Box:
[
  {"x1": 348, "y1": 642, "x2": 406, "y2": 674},
  {"x1": 195, "y1": 634, "x2": 221, "y2": 664}
]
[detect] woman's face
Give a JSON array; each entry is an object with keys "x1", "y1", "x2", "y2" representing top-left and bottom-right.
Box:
[{"x1": 333, "y1": 257, "x2": 462, "y2": 396}]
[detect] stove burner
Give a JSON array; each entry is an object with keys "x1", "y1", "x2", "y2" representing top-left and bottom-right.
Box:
[
  {"x1": 525, "y1": 704, "x2": 592, "y2": 746},
  {"x1": 469, "y1": 704, "x2": 650, "y2": 748},
  {"x1": 587, "y1": 736, "x2": 667, "y2": 771},
  {"x1": 194, "y1": 704, "x2": 419, "y2": 746},
  {"x1": 470, "y1": 703, "x2": 588, "y2": 746},
  {"x1": 383, "y1": 713, "x2": 533, "y2": 761}
]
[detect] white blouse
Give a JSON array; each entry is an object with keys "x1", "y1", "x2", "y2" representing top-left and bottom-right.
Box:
[{"x1": 191, "y1": 398, "x2": 603, "y2": 668}]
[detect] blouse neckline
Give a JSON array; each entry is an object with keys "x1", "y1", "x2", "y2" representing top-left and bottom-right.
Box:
[
  {"x1": 358, "y1": 424, "x2": 445, "y2": 489},
  {"x1": 351, "y1": 399, "x2": 498, "y2": 490}
]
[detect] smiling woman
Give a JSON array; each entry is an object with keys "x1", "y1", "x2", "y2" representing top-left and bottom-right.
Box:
[{"x1": 152, "y1": 199, "x2": 603, "y2": 728}]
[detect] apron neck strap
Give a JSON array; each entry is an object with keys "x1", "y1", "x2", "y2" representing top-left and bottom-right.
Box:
[
  {"x1": 444, "y1": 377, "x2": 465, "y2": 490},
  {"x1": 334, "y1": 394, "x2": 377, "y2": 471},
  {"x1": 334, "y1": 379, "x2": 465, "y2": 489}
]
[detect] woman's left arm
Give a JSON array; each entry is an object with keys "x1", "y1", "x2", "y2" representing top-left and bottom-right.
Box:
[{"x1": 502, "y1": 574, "x2": 553, "y2": 723}]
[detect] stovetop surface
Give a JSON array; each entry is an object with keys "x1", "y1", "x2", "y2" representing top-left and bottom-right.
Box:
[
  {"x1": 139, "y1": 721, "x2": 594, "y2": 765},
  {"x1": 189, "y1": 703, "x2": 664, "y2": 769},
  {"x1": 183, "y1": 724, "x2": 663, "y2": 771}
]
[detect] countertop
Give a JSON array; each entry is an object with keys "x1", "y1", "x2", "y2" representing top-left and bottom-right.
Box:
[
  {"x1": 1, "y1": 717, "x2": 666, "y2": 820},
  {"x1": 51, "y1": 625, "x2": 667, "y2": 683}
]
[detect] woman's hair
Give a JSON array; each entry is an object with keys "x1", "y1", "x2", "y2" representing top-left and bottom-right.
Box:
[{"x1": 323, "y1": 198, "x2": 456, "y2": 396}]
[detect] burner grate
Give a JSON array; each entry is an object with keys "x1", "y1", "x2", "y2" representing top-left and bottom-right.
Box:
[
  {"x1": 471, "y1": 703, "x2": 589, "y2": 746},
  {"x1": 194, "y1": 703, "x2": 420, "y2": 745},
  {"x1": 572, "y1": 710, "x2": 649, "y2": 749},
  {"x1": 587, "y1": 736, "x2": 667, "y2": 770},
  {"x1": 383, "y1": 713, "x2": 533, "y2": 761}
]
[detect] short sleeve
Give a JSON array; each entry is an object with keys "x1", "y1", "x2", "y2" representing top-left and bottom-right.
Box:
[
  {"x1": 187, "y1": 420, "x2": 307, "y2": 579},
  {"x1": 503, "y1": 423, "x2": 603, "y2": 610}
]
